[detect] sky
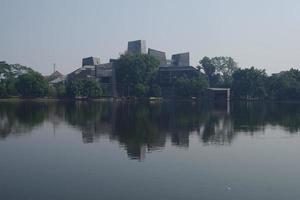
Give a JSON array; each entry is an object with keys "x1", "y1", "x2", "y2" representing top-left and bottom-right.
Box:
[{"x1": 1, "y1": 0, "x2": 300, "y2": 75}]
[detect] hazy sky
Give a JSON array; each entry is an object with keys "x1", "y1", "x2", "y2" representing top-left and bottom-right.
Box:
[{"x1": 1, "y1": 0, "x2": 300, "y2": 75}]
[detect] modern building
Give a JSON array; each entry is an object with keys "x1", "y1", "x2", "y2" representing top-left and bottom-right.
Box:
[
  {"x1": 95, "y1": 60, "x2": 117, "y2": 96},
  {"x1": 127, "y1": 40, "x2": 147, "y2": 54},
  {"x1": 64, "y1": 40, "x2": 201, "y2": 98},
  {"x1": 171, "y1": 52, "x2": 190, "y2": 66},
  {"x1": 68, "y1": 57, "x2": 99, "y2": 81},
  {"x1": 82, "y1": 57, "x2": 100, "y2": 66},
  {"x1": 158, "y1": 66, "x2": 198, "y2": 84},
  {"x1": 155, "y1": 52, "x2": 199, "y2": 97},
  {"x1": 148, "y1": 48, "x2": 167, "y2": 66},
  {"x1": 67, "y1": 65, "x2": 96, "y2": 80},
  {"x1": 49, "y1": 76, "x2": 66, "y2": 85},
  {"x1": 46, "y1": 71, "x2": 64, "y2": 82}
]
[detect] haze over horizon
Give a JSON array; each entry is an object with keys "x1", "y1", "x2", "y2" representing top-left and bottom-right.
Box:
[{"x1": 1, "y1": 0, "x2": 300, "y2": 75}]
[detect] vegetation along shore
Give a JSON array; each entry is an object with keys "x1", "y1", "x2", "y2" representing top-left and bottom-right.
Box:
[{"x1": 1, "y1": 54, "x2": 299, "y2": 101}]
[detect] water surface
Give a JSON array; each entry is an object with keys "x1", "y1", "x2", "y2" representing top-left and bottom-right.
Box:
[{"x1": 0, "y1": 101, "x2": 300, "y2": 200}]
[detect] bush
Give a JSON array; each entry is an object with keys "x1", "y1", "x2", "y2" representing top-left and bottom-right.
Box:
[{"x1": 16, "y1": 72, "x2": 48, "y2": 97}]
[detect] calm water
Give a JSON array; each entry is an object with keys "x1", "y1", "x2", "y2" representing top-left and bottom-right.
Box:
[{"x1": 0, "y1": 101, "x2": 300, "y2": 200}]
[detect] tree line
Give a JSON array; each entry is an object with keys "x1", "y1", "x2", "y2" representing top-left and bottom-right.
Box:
[
  {"x1": 1, "y1": 55, "x2": 300, "y2": 101},
  {"x1": 199, "y1": 56, "x2": 300, "y2": 100},
  {"x1": 0, "y1": 62, "x2": 102, "y2": 98}
]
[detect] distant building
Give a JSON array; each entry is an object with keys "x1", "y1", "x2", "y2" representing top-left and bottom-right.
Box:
[
  {"x1": 49, "y1": 76, "x2": 66, "y2": 85},
  {"x1": 63, "y1": 40, "x2": 200, "y2": 98},
  {"x1": 127, "y1": 40, "x2": 147, "y2": 54},
  {"x1": 67, "y1": 65, "x2": 96, "y2": 80},
  {"x1": 46, "y1": 71, "x2": 64, "y2": 82},
  {"x1": 95, "y1": 60, "x2": 117, "y2": 96},
  {"x1": 171, "y1": 52, "x2": 190, "y2": 66},
  {"x1": 158, "y1": 66, "x2": 199, "y2": 86},
  {"x1": 157, "y1": 66, "x2": 199, "y2": 97},
  {"x1": 82, "y1": 57, "x2": 100, "y2": 66},
  {"x1": 148, "y1": 48, "x2": 167, "y2": 66}
]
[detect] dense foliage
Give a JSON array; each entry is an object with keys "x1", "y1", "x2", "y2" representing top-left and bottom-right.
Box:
[
  {"x1": 16, "y1": 72, "x2": 48, "y2": 97},
  {"x1": 267, "y1": 69, "x2": 300, "y2": 101},
  {"x1": 1, "y1": 58, "x2": 300, "y2": 101},
  {"x1": 0, "y1": 62, "x2": 34, "y2": 97},
  {"x1": 115, "y1": 54, "x2": 160, "y2": 97},
  {"x1": 66, "y1": 79, "x2": 103, "y2": 98},
  {"x1": 199, "y1": 56, "x2": 238, "y2": 87},
  {"x1": 232, "y1": 67, "x2": 268, "y2": 99},
  {"x1": 174, "y1": 75, "x2": 208, "y2": 98}
]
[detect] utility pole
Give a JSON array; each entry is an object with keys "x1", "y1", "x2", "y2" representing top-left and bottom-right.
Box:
[{"x1": 53, "y1": 63, "x2": 56, "y2": 73}]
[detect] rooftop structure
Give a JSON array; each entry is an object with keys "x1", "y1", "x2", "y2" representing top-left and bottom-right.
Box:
[
  {"x1": 95, "y1": 60, "x2": 117, "y2": 96},
  {"x1": 82, "y1": 57, "x2": 100, "y2": 66},
  {"x1": 46, "y1": 71, "x2": 64, "y2": 82},
  {"x1": 148, "y1": 48, "x2": 167, "y2": 66},
  {"x1": 171, "y1": 52, "x2": 190, "y2": 66},
  {"x1": 49, "y1": 76, "x2": 66, "y2": 85},
  {"x1": 127, "y1": 40, "x2": 147, "y2": 54},
  {"x1": 68, "y1": 65, "x2": 96, "y2": 80},
  {"x1": 158, "y1": 66, "x2": 199, "y2": 86}
]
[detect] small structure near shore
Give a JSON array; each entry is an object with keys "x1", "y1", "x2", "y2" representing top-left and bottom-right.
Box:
[{"x1": 205, "y1": 88, "x2": 230, "y2": 101}]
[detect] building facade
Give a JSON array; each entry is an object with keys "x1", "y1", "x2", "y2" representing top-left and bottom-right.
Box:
[
  {"x1": 95, "y1": 61, "x2": 117, "y2": 96},
  {"x1": 82, "y1": 57, "x2": 100, "y2": 66},
  {"x1": 171, "y1": 52, "x2": 190, "y2": 66},
  {"x1": 66, "y1": 40, "x2": 200, "y2": 97},
  {"x1": 127, "y1": 40, "x2": 147, "y2": 54},
  {"x1": 148, "y1": 48, "x2": 167, "y2": 66}
]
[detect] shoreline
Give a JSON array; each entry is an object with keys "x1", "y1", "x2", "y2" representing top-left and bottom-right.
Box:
[{"x1": 0, "y1": 97, "x2": 300, "y2": 104}]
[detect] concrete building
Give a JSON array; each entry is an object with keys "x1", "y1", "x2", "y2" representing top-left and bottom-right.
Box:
[
  {"x1": 46, "y1": 71, "x2": 64, "y2": 82},
  {"x1": 68, "y1": 57, "x2": 99, "y2": 81},
  {"x1": 148, "y1": 48, "x2": 167, "y2": 66},
  {"x1": 49, "y1": 76, "x2": 66, "y2": 85},
  {"x1": 95, "y1": 60, "x2": 117, "y2": 96},
  {"x1": 171, "y1": 52, "x2": 190, "y2": 66},
  {"x1": 67, "y1": 65, "x2": 96, "y2": 80},
  {"x1": 82, "y1": 57, "x2": 100, "y2": 66},
  {"x1": 155, "y1": 51, "x2": 199, "y2": 97},
  {"x1": 158, "y1": 66, "x2": 199, "y2": 86},
  {"x1": 127, "y1": 40, "x2": 147, "y2": 54},
  {"x1": 64, "y1": 40, "x2": 200, "y2": 98}
]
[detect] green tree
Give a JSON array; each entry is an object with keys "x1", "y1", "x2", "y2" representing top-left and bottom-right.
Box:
[
  {"x1": 174, "y1": 76, "x2": 208, "y2": 98},
  {"x1": 115, "y1": 54, "x2": 160, "y2": 97},
  {"x1": 0, "y1": 81, "x2": 7, "y2": 97},
  {"x1": 48, "y1": 85, "x2": 57, "y2": 97},
  {"x1": 199, "y1": 57, "x2": 215, "y2": 87},
  {"x1": 16, "y1": 72, "x2": 48, "y2": 97},
  {"x1": 5, "y1": 78, "x2": 18, "y2": 95},
  {"x1": 82, "y1": 79, "x2": 103, "y2": 98},
  {"x1": 66, "y1": 79, "x2": 102, "y2": 98},
  {"x1": 149, "y1": 84, "x2": 161, "y2": 97},
  {"x1": 55, "y1": 84, "x2": 66, "y2": 98},
  {"x1": 199, "y1": 56, "x2": 238, "y2": 87},
  {"x1": 268, "y1": 68, "x2": 300, "y2": 101},
  {"x1": 232, "y1": 67, "x2": 268, "y2": 99},
  {"x1": 66, "y1": 79, "x2": 83, "y2": 98},
  {"x1": 211, "y1": 57, "x2": 238, "y2": 87}
]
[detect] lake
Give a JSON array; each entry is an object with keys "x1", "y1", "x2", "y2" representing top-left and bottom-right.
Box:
[{"x1": 0, "y1": 100, "x2": 300, "y2": 200}]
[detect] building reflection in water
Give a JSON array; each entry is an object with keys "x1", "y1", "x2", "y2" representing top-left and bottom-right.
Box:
[{"x1": 0, "y1": 101, "x2": 300, "y2": 160}]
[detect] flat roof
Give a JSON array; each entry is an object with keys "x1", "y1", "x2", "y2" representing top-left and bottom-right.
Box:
[{"x1": 207, "y1": 88, "x2": 230, "y2": 91}]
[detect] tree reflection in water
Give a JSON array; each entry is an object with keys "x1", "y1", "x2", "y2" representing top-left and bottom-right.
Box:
[{"x1": 0, "y1": 100, "x2": 300, "y2": 160}]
